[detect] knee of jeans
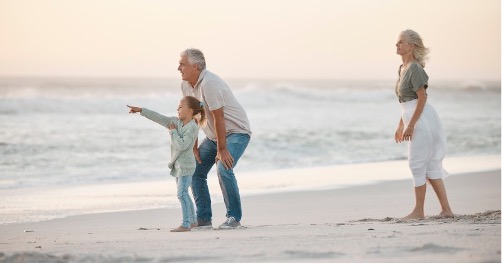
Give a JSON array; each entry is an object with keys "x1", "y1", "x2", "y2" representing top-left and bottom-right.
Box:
[
  {"x1": 191, "y1": 176, "x2": 205, "y2": 188},
  {"x1": 177, "y1": 187, "x2": 188, "y2": 197},
  {"x1": 177, "y1": 191, "x2": 188, "y2": 200},
  {"x1": 192, "y1": 172, "x2": 205, "y2": 180},
  {"x1": 217, "y1": 162, "x2": 234, "y2": 178}
]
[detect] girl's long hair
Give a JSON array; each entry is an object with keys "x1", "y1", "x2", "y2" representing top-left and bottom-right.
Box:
[{"x1": 183, "y1": 96, "x2": 206, "y2": 126}]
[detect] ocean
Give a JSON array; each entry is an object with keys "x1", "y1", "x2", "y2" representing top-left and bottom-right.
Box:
[{"x1": 0, "y1": 77, "x2": 500, "y2": 224}]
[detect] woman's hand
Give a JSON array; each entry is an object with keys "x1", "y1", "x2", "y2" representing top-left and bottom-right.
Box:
[
  {"x1": 400, "y1": 88, "x2": 425, "y2": 142},
  {"x1": 127, "y1": 105, "x2": 142, "y2": 114},
  {"x1": 167, "y1": 123, "x2": 177, "y2": 130},
  {"x1": 403, "y1": 125, "x2": 414, "y2": 141},
  {"x1": 395, "y1": 126, "x2": 404, "y2": 143}
]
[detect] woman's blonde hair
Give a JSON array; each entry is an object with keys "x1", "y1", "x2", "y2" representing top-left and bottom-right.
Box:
[
  {"x1": 401, "y1": 29, "x2": 430, "y2": 67},
  {"x1": 183, "y1": 96, "x2": 206, "y2": 126}
]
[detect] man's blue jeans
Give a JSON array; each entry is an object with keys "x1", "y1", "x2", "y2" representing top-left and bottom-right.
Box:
[{"x1": 192, "y1": 133, "x2": 250, "y2": 222}]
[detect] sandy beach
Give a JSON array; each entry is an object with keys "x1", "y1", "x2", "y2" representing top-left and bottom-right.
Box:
[
  {"x1": 0, "y1": 163, "x2": 500, "y2": 262},
  {"x1": 0, "y1": 0, "x2": 500, "y2": 262}
]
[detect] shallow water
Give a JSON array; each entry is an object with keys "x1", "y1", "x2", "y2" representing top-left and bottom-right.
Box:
[{"x1": 0, "y1": 77, "x2": 500, "y2": 223}]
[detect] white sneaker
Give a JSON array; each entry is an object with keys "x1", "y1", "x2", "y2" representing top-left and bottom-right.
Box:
[{"x1": 217, "y1": 217, "x2": 241, "y2": 229}]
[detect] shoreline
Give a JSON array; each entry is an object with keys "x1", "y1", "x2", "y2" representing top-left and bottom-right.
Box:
[
  {"x1": 1, "y1": 154, "x2": 500, "y2": 225},
  {"x1": 0, "y1": 167, "x2": 500, "y2": 262}
]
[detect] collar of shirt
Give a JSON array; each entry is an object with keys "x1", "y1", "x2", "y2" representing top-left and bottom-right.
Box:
[{"x1": 194, "y1": 69, "x2": 208, "y2": 88}]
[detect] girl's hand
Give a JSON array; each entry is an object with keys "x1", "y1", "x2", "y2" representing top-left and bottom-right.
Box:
[
  {"x1": 194, "y1": 147, "x2": 202, "y2": 164},
  {"x1": 127, "y1": 105, "x2": 142, "y2": 114},
  {"x1": 167, "y1": 123, "x2": 177, "y2": 130}
]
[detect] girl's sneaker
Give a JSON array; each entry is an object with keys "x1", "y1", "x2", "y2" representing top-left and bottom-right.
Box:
[
  {"x1": 170, "y1": 226, "x2": 191, "y2": 232},
  {"x1": 192, "y1": 220, "x2": 212, "y2": 229}
]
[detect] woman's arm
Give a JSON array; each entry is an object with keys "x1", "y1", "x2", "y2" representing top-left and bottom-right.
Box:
[
  {"x1": 395, "y1": 117, "x2": 405, "y2": 143},
  {"x1": 403, "y1": 87, "x2": 427, "y2": 141}
]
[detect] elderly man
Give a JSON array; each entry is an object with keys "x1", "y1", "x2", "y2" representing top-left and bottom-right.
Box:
[{"x1": 178, "y1": 48, "x2": 251, "y2": 229}]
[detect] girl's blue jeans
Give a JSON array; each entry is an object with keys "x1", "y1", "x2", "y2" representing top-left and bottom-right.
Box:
[
  {"x1": 192, "y1": 133, "x2": 250, "y2": 222},
  {"x1": 176, "y1": 175, "x2": 196, "y2": 228}
]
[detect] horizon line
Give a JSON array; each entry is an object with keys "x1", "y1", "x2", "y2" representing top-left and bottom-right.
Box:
[{"x1": 0, "y1": 75, "x2": 500, "y2": 83}]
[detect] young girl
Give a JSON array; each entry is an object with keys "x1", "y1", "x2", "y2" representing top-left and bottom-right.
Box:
[{"x1": 127, "y1": 96, "x2": 205, "y2": 232}]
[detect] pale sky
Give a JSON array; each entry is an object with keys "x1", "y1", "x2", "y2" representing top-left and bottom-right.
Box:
[{"x1": 0, "y1": 0, "x2": 500, "y2": 80}]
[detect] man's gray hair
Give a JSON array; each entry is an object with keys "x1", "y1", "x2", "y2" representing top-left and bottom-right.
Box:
[{"x1": 180, "y1": 48, "x2": 206, "y2": 71}]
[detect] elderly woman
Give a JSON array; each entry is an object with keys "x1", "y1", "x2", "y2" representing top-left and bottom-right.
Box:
[{"x1": 394, "y1": 29, "x2": 454, "y2": 219}]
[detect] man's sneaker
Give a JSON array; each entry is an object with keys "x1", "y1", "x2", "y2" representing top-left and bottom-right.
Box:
[
  {"x1": 218, "y1": 217, "x2": 241, "y2": 229},
  {"x1": 192, "y1": 220, "x2": 212, "y2": 229}
]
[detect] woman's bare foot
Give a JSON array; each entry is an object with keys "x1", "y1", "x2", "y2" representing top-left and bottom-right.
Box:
[
  {"x1": 402, "y1": 211, "x2": 425, "y2": 220},
  {"x1": 438, "y1": 210, "x2": 454, "y2": 218},
  {"x1": 170, "y1": 226, "x2": 191, "y2": 232}
]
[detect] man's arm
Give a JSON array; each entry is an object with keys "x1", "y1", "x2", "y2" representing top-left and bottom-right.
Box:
[{"x1": 212, "y1": 107, "x2": 234, "y2": 170}]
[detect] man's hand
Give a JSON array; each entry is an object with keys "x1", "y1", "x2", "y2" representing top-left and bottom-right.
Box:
[{"x1": 216, "y1": 148, "x2": 234, "y2": 170}]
